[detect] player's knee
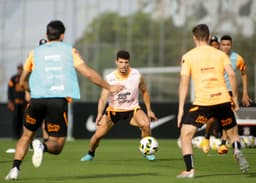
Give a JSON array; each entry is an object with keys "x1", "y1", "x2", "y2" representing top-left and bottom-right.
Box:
[
  {"x1": 140, "y1": 122, "x2": 150, "y2": 132},
  {"x1": 45, "y1": 139, "x2": 65, "y2": 154},
  {"x1": 181, "y1": 129, "x2": 194, "y2": 140},
  {"x1": 51, "y1": 145, "x2": 64, "y2": 154},
  {"x1": 51, "y1": 150, "x2": 61, "y2": 155},
  {"x1": 20, "y1": 132, "x2": 34, "y2": 143}
]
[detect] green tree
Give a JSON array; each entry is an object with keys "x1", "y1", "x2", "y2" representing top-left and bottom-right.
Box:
[{"x1": 74, "y1": 11, "x2": 255, "y2": 102}]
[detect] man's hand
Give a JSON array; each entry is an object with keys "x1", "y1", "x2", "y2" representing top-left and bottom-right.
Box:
[
  {"x1": 25, "y1": 91, "x2": 31, "y2": 102},
  {"x1": 177, "y1": 110, "x2": 183, "y2": 128},
  {"x1": 231, "y1": 96, "x2": 239, "y2": 111},
  {"x1": 96, "y1": 114, "x2": 103, "y2": 126},
  {"x1": 242, "y1": 94, "x2": 252, "y2": 107},
  {"x1": 109, "y1": 85, "x2": 124, "y2": 94},
  {"x1": 148, "y1": 110, "x2": 158, "y2": 121},
  {"x1": 7, "y1": 102, "x2": 14, "y2": 112}
]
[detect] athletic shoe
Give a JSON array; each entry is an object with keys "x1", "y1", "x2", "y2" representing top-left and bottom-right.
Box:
[
  {"x1": 176, "y1": 169, "x2": 195, "y2": 178},
  {"x1": 32, "y1": 139, "x2": 44, "y2": 168},
  {"x1": 201, "y1": 138, "x2": 210, "y2": 153},
  {"x1": 5, "y1": 167, "x2": 19, "y2": 180},
  {"x1": 145, "y1": 154, "x2": 156, "y2": 161},
  {"x1": 217, "y1": 144, "x2": 228, "y2": 155},
  {"x1": 80, "y1": 154, "x2": 94, "y2": 161},
  {"x1": 234, "y1": 151, "x2": 249, "y2": 173}
]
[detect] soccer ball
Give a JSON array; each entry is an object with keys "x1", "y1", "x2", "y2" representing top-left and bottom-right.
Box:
[
  {"x1": 192, "y1": 136, "x2": 204, "y2": 149},
  {"x1": 209, "y1": 136, "x2": 221, "y2": 150},
  {"x1": 139, "y1": 136, "x2": 159, "y2": 155}
]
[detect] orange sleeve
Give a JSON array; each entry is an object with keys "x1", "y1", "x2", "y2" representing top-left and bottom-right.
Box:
[
  {"x1": 8, "y1": 80, "x2": 14, "y2": 87},
  {"x1": 236, "y1": 54, "x2": 246, "y2": 72},
  {"x1": 24, "y1": 51, "x2": 34, "y2": 72},
  {"x1": 72, "y1": 48, "x2": 85, "y2": 67},
  {"x1": 180, "y1": 55, "x2": 190, "y2": 76}
]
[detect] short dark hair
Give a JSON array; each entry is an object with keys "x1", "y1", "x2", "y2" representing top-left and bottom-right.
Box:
[
  {"x1": 220, "y1": 35, "x2": 232, "y2": 42},
  {"x1": 116, "y1": 50, "x2": 130, "y2": 60},
  {"x1": 46, "y1": 20, "x2": 65, "y2": 41},
  {"x1": 17, "y1": 63, "x2": 23, "y2": 69},
  {"x1": 39, "y1": 38, "x2": 47, "y2": 45},
  {"x1": 192, "y1": 24, "x2": 209, "y2": 41},
  {"x1": 209, "y1": 35, "x2": 219, "y2": 44}
]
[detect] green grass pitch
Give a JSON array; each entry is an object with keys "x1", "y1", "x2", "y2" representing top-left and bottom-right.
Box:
[{"x1": 1, "y1": 139, "x2": 255, "y2": 183}]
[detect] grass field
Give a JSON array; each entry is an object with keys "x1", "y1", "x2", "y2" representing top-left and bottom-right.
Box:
[{"x1": 0, "y1": 139, "x2": 255, "y2": 183}]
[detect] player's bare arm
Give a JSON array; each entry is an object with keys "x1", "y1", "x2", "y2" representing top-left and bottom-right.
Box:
[
  {"x1": 75, "y1": 63, "x2": 123, "y2": 93},
  {"x1": 177, "y1": 74, "x2": 189, "y2": 128},
  {"x1": 19, "y1": 70, "x2": 31, "y2": 92},
  {"x1": 225, "y1": 64, "x2": 239, "y2": 111},
  {"x1": 240, "y1": 70, "x2": 252, "y2": 106},
  {"x1": 139, "y1": 74, "x2": 157, "y2": 121},
  {"x1": 96, "y1": 89, "x2": 109, "y2": 125}
]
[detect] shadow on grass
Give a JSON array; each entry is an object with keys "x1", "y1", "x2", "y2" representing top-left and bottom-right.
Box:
[
  {"x1": 247, "y1": 172, "x2": 256, "y2": 177},
  {"x1": 103, "y1": 157, "x2": 181, "y2": 162},
  {"x1": 24, "y1": 172, "x2": 159, "y2": 181},
  {"x1": 196, "y1": 172, "x2": 256, "y2": 178},
  {"x1": 0, "y1": 160, "x2": 12, "y2": 164},
  {"x1": 156, "y1": 158, "x2": 181, "y2": 162}
]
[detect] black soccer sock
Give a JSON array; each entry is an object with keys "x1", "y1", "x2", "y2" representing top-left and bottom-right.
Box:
[
  {"x1": 13, "y1": 160, "x2": 22, "y2": 170},
  {"x1": 183, "y1": 154, "x2": 193, "y2": 171},
  {"x1": 232, "y1": 141, "x2": 241, "y2": 150},
  {"x1": 88, "y1": 150, "x2": 95, "y2": 157},
  {"x1": 205, "y1": 133, "x2": 210, "y2": 139},
  {"x1": 43, "y1": 138, "x2": 49, "y2": 143},
  {"x1": 221, "y1": 139, "x2": 227, "y2": 145},
  {"x1": 43, "y1": 143, "x2": 48, "y2": 152}
]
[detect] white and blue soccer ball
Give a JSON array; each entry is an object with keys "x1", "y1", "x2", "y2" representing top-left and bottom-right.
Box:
[{"x1": 139, "y1": 136, "x2": 159, "y2": 155}]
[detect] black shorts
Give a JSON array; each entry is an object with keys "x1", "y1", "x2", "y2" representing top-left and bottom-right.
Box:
[
  {"x1": 24, "y1": 98, "x2": 68, "y2": 137},
  {"x1": 106, "y1": 108, "x2": 140, "y2": 124},
  {"x1": 182, "y1": 102, "x2": 237, "y2": 130}
]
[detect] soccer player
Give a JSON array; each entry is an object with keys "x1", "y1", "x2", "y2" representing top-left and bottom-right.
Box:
[
  {"x1": 7, "y1": 64, "x2": 27, "y2": 139},
  {"x1": 177, "y1": 24, "x2": 249, "y2": 178},
  {"x1": 5, "y1": 20, "x2": 123, "y2": 181},
  {"x1": 217, "y1": 35, "x2": 251, "y2": 153},
  {"x1": 220, "y1": 35, "x2": 251, "y2": 107},
  {"x1": 80, "y1": 50, "x2": 158, "y2": 162},
  {"x1": 201, "y1": 35, "x2": 252, "y2": 154},
  {"x1": 209, "y1": 35, "x2": 219, "y2": 49}
]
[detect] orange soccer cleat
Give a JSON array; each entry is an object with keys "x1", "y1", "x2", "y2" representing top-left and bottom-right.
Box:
[
  {"x1": 217, "y1": 144, "x2": 228, "y2": 155},
  {"x1": 201, "y1": 138, "x2": 210, "y2": 153}
]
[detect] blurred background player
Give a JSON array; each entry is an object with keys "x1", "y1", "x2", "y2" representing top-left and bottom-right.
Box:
[
  {"x1": 217, "y1": 35, "x2": 252, "y2": 154},
  {"x1": 220, "y1": 35, "x2": 252, "y2": 107},
  {"x1": 209, "y1": 35, "x2": 220, "y2": 49},
  {"x1": 7, "y1": 64, "x2": 27, "y2": 139},
  {"x1": 201, "y1": 35, "x2": 252, "y2": 154}
]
